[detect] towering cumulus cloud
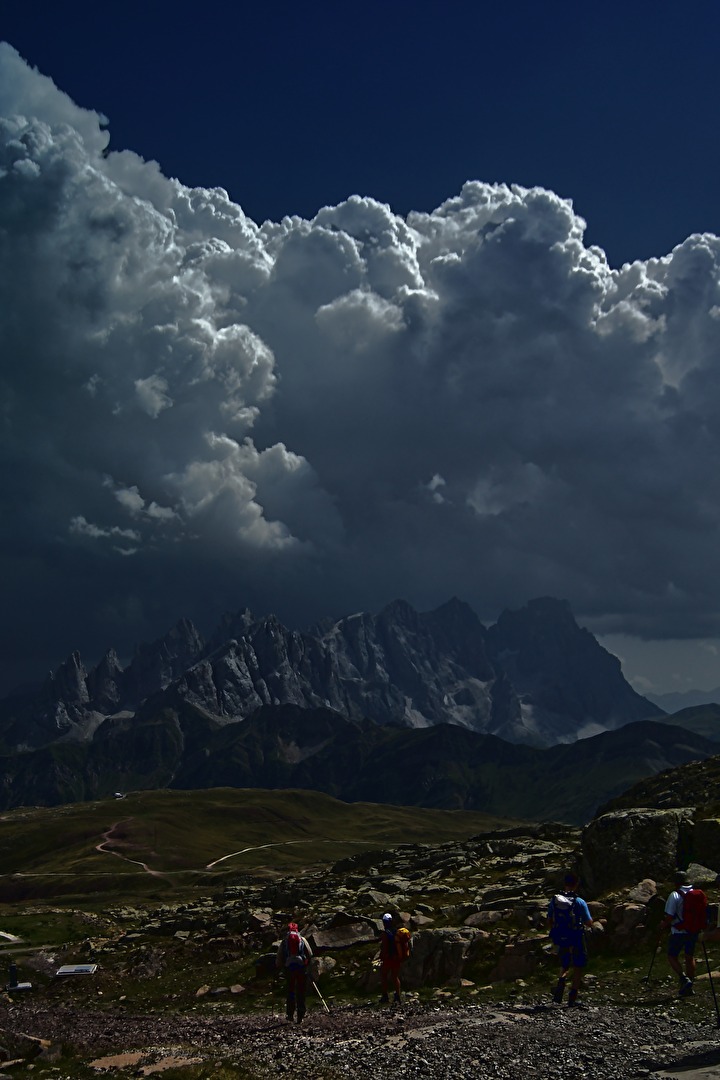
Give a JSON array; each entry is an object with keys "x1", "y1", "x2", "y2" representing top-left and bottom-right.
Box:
[{"x1": 1, "y1": 42, "x2": 720, "y2": 685}]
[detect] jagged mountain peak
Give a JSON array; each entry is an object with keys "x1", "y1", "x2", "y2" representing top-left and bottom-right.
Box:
[
  {"x1": 43, "y1": 650, "x2": 89, "y2": 705},
  {"x1": 121, "y1": 618, "x2": 205, "y2": 707},
  {"x1": 430, "y1": 595, "x2": 482, "y2": 620},
  {"x1": 210, "y1": 608, "x2": 257, "y2": 645},
  {"x1": 486, "y1": 596, "x2": 660, "y2": 742},
  {"x1": 491, "y1": 596, "x2": 590, "y2": 644},
  {"x1": 378, "y1": 597, "x2": 418, "y2": 621}
]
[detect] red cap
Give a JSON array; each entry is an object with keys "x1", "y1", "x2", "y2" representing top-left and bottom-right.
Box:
[{"x1": 288, "y1": 922, "x2": 299, "y2": 931}]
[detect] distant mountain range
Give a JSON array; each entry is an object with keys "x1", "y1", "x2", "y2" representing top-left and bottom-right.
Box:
[
  {"x1": 0, "y1": 595, "x2": 660, "y2": 752},
  {"x1": 2, "y1": 594, "x2": 716, "y2": 822},
  {"x1": 646, "y1": 687, "x2": 720, "y2": 713}
]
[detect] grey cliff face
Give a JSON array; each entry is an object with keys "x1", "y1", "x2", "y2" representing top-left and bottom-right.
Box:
[
  {"x1": 486, "y1": 596, "x2": 662, "y2": 743},
  {"x1": 122, "y1": 618, "x2": 205, "y2": 706},
  {"x1": 170, "y1": 597, "x2": 506, "y2": 733}
]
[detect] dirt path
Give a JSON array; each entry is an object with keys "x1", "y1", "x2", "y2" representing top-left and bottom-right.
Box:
[
  {"x1": 95, "y1": 821, "x2": 167, "y2": 878},
  {"x1": 205, "y1": 838, "x2": 315, "y2": 869},
  {"x1": 206, "y1": 836, "x2": 371, "y2": 869}
]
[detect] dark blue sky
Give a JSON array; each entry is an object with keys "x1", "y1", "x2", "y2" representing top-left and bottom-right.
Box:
[{"x1": 3, "y1": 0, "x2": 718, "y2": 266}]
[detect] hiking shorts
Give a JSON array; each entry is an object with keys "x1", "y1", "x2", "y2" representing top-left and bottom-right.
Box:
[
  {"x1": 557, "y1": 940, "x2": 588, "y2": 969},
  {"x1": 668, "y1": 932, "x2": 699, "y2": 958}
]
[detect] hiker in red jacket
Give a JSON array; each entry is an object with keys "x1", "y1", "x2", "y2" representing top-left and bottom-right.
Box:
[
  {"x1": 379, "y1": 913, "x2": 412, "y2": 1004},
  {"x1": 276, "y1": 922, "x2": 313, "y2": 1022}
]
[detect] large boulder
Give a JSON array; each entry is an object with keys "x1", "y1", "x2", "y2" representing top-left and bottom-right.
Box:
[
  {"x1": 489, "y1": 937, "x2": 543, "y2": 981},
  {"x1": 401, "y1": 928, "x2": 480, "y2": 989},
  {"x1": 581, "y1": 808, "x2": 695, "y2": 896},
  {"x1": 691, "y1": 819, "x2": 720, "y2": 872},
  {"x1": 309, "y1": 923, "x2": 377, "y2": 951}
]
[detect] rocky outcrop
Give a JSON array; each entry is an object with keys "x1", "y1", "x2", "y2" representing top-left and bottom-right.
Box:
[
  {"x1": 582, "y1": 808, "x2": 699, "y2": 896},
  {"x1": 403, "y1": 927, "x2": 483, "y2": 987},
  {"x1": 582, "y1": 809, "x2": 684, "y2": 895},
  {"x1": 598, "y1": 752, "x2": 720, "y2": 814}
]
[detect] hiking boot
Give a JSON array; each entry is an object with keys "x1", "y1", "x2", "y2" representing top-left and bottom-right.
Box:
[
  {"x1": 567, "y1": 989, "x2": 580, "y2": 1007},
  {"x1": 379, "y1": 993, "x2": 389, "y2": 1004},
  {"x1": 393, "y1": 992, "x2": 401, "y2": 1004},
  {"x1": 679, "y1": 978, "x2": 694, "y2": 996},
  {"x1": 552, "y1": 977, "x2": 566, "y2": 1004}
]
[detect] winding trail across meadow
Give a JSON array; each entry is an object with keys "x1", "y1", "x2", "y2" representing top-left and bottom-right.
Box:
[
  {"x1": 91, "y1": 822, "x2": 371, "y2": 876},
  {"x1": 95, "y1": 821, "x2": 168, "y2": 878}
]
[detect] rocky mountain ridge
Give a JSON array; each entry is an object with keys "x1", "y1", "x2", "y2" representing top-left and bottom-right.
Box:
[{"x1": 0, "y1": 596, "x2": 660, "y2": 754}]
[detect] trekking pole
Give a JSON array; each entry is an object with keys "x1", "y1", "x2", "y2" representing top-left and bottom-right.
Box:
[
  {"x1": 642, "y1": 936, "x2": 662, "y2": 983},
  {"x1": 701, "y1": 938, "x2": 720, "y2": 1028},
  {"x1": 310, "y1": 978, "x2": 331, "y2": 1014}
]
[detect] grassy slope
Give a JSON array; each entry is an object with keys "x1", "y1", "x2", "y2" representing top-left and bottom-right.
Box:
[{"x1": 0, "y1": 787, "x2": 521, "y2": 900}]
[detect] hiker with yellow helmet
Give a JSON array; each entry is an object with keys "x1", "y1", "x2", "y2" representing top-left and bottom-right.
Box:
[{"x1": 378, "y1": 913, "x2": 413, "y2": 1005}]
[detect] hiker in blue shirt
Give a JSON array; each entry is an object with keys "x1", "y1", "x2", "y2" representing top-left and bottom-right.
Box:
[
  {"x1": 547, "y1": 872, "x2": 594, "y2": 1007},
  {"x1": 661, "y1": 870, "x2": 708, "y2": 997}
]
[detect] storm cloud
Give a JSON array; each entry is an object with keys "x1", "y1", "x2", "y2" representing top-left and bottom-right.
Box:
[{"x1": 2, "y1": 42, "x2": 720, "y2": 689}]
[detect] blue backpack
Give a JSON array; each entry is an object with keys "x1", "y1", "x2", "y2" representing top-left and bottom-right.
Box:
[{"x1": 549, "y1": 891, "x2": 583, "y2": 947}]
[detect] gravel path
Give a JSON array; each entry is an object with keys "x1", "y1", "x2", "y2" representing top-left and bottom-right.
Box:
[{"x1": 3, "y1": 996, "x2": 720, "y2": 1078}]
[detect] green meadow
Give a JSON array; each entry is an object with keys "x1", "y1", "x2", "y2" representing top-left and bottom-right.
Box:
[{"x1": 0, "y1": 786, "x2": 520, "y2": 903}]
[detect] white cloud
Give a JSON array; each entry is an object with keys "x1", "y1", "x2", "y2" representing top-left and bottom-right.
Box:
[
  {"x1": 3, "y1": 44, "x2": 720, "y2": 687},
  {"x1": 113, "y1": 486, "x2": 146, "y2": 515},
  {"x1": 69, "y1": 516, "x2": 140, "y2": 543},
  {"x1": 134, "y1": 375, "x2": 172, "y2": 418},
  {"x1": 0, "y1": 42, "x2": 109, "y2": 153}
]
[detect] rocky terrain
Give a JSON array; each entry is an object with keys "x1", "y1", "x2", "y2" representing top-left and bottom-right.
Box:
[
  {"x1": 2, "y1": 758, "x2": 720, "y2": 1077},
  {"x1": 599, "y1": 753, "x2": 720, "y2": 816}
]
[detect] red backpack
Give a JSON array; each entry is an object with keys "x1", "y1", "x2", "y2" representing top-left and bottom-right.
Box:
[{"x1": 678, "y1": 887, "x2": 708, "y2": 933}]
